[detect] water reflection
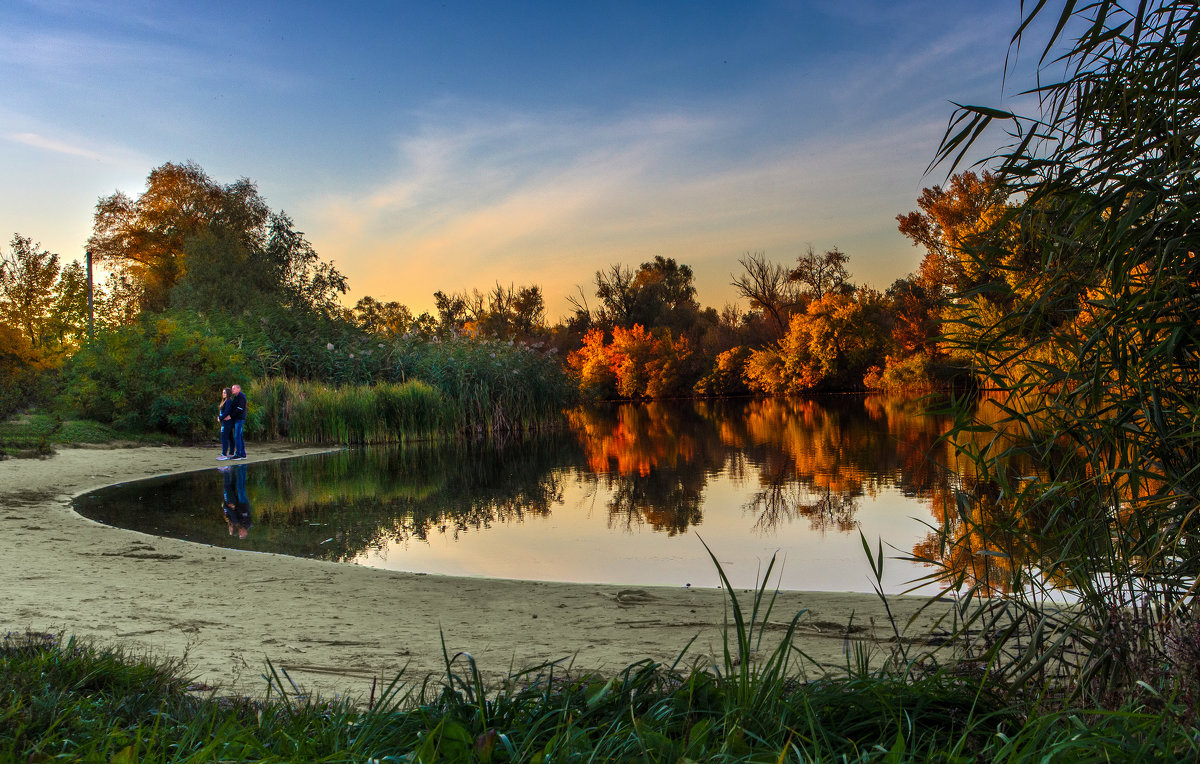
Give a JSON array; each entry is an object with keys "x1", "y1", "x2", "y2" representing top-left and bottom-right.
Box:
[
  {"x1": 220, "y1": 464, "x2": 252, "y2": 539},
  {"x1": 74, "y1": 396, "x2": 1032, "y2": 593}
]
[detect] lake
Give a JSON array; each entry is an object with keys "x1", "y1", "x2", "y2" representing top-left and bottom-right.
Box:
[{"x1": 74, "y1": 396, "x2": 990, "y2": 594}]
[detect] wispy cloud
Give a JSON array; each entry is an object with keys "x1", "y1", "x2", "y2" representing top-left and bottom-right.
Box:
[
  {"x1": 8, "y1": 131, "x2": 106, "y2": 161},
  {"x1": 302, "y1": 97, "x2": 944, "y2": 315}
]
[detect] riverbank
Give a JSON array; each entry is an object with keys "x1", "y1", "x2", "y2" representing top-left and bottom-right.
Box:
[{"x1": 0, "y1": 445, "x2": 949, "y2": 700}]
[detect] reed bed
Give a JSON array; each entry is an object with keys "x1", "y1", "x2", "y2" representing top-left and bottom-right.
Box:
[
  {"x1": 392, "y1": 334, "x2": 574, "y2": 435},
  {"x1": 244, "y1": 336, "x2": 574, "y2": 444},
  {"x1": 246, "y1": 378, "x2": 449, "y2": 445}
]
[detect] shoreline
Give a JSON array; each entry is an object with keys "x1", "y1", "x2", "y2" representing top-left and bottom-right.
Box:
[{"x1": 0, "y1": 444, "x2": 950, "y2": 699}]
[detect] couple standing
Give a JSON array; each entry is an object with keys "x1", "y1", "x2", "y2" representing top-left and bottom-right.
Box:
[{"x1": 217, "y1": 384, "x2": 247, "y2": 461}]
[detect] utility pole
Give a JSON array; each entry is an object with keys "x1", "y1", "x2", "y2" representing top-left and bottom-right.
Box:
[{"x1": 86, "y1": 248, "x2": 95, "y2": 341}]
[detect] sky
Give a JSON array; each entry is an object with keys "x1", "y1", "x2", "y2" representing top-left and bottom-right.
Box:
[{"x1": 0, "y1": 0, "x2": 1030, "y2": 319}]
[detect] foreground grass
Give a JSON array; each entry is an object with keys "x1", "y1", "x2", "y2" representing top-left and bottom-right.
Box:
[{"x1": 2, "y1": 629, "x2": 1196, "y2": 763}]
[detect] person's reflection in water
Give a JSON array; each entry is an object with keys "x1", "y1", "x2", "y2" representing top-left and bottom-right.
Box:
[{"x1": 219, "y1": 464, "x2": 253, "y2": 539}]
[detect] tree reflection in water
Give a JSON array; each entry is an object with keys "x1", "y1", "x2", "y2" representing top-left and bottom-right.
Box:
[
  {"x1": 566, "y1": 403, "x2": 718, "y2": 536},
  {"x1": 80, "y1": 395, "x2": 1058, "y2": 593},
  {"x1": 567, "y1": 397, "x2": 959, "y2": 536}
]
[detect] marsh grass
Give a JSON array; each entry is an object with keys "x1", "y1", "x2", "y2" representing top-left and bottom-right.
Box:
[
  {"x1": 918, "y1": 0, "x2": 1200, "y2": 722},
  {"x1": 245, "y1": 335, "x2": 574, "y2": 445},
  {"x1": 248, "y1": 378, "x2": 450, "y2": 444},
  {"x1": 394, "y1": 334, "x2": 575, "y2": 435}
]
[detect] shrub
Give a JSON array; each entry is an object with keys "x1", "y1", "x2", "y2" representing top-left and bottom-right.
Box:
[
  {"x1": 694, "y1": 346, "x2": 752, "y2": 396},
  {"x1": 863, "y1": 353, "x2": 933, "y2": 393},
  {"x1": 60, "y1": 315, "x2": 249, "y2": 438}
]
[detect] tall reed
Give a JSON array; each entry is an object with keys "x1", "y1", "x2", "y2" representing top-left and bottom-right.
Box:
[
  {"x1": 246, "y1": 378, "x2": 448, "y2": 444},
  {"x1": 393, "y1": 334, "x2": 574, "y2": 434},
  {"x1": 922, "y1": 0, "x2": 1200, "y2": 715},
  {"x1": 245, "y1": 335, "x2": 574, "y2": 444}
]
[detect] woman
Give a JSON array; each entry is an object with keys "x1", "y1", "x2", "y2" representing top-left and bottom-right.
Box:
[{"x1": 217, "y1": 387, "x2": 234, "y2": 460}]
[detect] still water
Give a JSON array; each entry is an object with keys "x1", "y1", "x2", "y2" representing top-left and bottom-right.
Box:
[{"x1": 75, "y1": 397, "x2": 977, "y2": 594}]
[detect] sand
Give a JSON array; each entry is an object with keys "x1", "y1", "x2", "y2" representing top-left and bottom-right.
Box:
[{"x1": 0, "y1": 445, "x2": 950, "y2": 700}]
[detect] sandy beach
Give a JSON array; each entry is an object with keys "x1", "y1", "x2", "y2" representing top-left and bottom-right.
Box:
[{"x1": 0, "y1": 445, "x2": 950, "y2": 700}]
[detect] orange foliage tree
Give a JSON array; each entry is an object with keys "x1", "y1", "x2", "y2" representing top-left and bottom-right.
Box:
[{"x1": 567, "y1": 325, "x2": 700, "y2": 400}]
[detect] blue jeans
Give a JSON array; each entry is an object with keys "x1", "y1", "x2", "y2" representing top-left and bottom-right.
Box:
[
  {"x1": 233, "y1": 420, "x2": 246, "y2": 458},
  {"x1": 220, "y1": 422, "x2": 234, "y2": 455}
]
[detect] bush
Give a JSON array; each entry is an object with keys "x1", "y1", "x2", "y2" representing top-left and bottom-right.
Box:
[
  {"x1": 60, "y1": 315, "x2": 249, "y2": 438},
  {"x1": 863, "y1": 353, "x2": 933, "y2": 393},
  {"x1": 694, "y1": 346, "x2": 752, "y2": 396}
]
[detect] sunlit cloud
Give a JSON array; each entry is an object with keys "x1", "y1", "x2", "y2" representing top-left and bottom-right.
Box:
[{"x1": 303, "y1": 96, "x2": 948, "y2": 318}]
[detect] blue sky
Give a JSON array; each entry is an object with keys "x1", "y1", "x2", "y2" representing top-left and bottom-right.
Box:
[{"x1": 1, "y1": 0, "x2": 1026, "y2": 317}]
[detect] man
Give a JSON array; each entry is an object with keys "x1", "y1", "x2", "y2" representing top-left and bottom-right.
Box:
[{"x1": 224, "y1": 383, "x2": 248, "y2": 460}]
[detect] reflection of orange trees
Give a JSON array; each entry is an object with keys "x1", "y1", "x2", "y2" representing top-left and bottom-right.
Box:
[
  {"x1": 862, "y1": 395, "x2": 957, "y2": 495},
  {"x1": 914, "y1": 484, "x2": 1024, "y2": 596},
  {"x1": 606, "y1": 477, "x2": 705, "y2": 536},
  {"x1": 566, "y1": 403, "x2": 721, "y2": 535},
  {"x1": 737, "y1": 398, "x2": 889, "y2": 497},
  {"x1": 738, "y1": 396, "x2": 957, "y2": 533},
  {"x1": 567, "y1": 396, "x2": 965, "y2": 537},
  {"x1": 914, "y1": 477, "x2": 1102, "y2": 597},
  {"x1": 566, "y1": 402, "x2": 704, "y2": 478}
]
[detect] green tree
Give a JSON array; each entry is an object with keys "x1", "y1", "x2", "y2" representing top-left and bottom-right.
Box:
[
  {"x1": 62, "y1": 314, "x2": 249, "y2": 437},
  {"x1": 588, "y1": 256, "x2": 701, "y2": 335},
  {"x1": 96, "y1": 271, "x2": 143, "y2": 329},
  {"x1": 46, "y1": 260, "x2": 90, "y2": 350},
  {"x1": 353, "y1": 296, "x2": 414, "y2": 338},
  {"x1": 259, "y1": 211, "x2": 347, "y2": 317}
]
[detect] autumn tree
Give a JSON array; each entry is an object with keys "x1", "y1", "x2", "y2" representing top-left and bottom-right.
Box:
[
  {"x1": 730, "y1": 251, "x2": 803, "y2": 339},
  {"x1": 88, "y1": 162, "x2": 346, "y2": 320},
  {"x1": 567, "y1": 324, "x2": 700, "y2": 399},
  {"x1": 896, "y1": 171, "x2": 1008, "y2": 296},
  {"x1": 88, "y1": 162, "x2": 269, "y2": 311},
  {"x1": 745, "y1": 288, "x2": 890, "y2": 393},
  {"x1": 789, "y1": 245, "x2": 850, "y2": 299}
]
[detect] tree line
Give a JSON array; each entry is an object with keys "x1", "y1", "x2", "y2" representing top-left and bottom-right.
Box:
[{"x1": 1, "y1": 157, "x2": 1008, "y2": 435}]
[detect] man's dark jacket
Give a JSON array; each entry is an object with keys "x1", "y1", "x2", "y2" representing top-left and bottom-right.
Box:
[{"x1": 230, "y1": 392, "x2": 247, "y2": 421}]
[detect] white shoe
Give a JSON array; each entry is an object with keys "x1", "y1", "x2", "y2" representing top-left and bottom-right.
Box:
[{"x1": 217, "y1": 455, "x2": 230, "y2": 461}]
